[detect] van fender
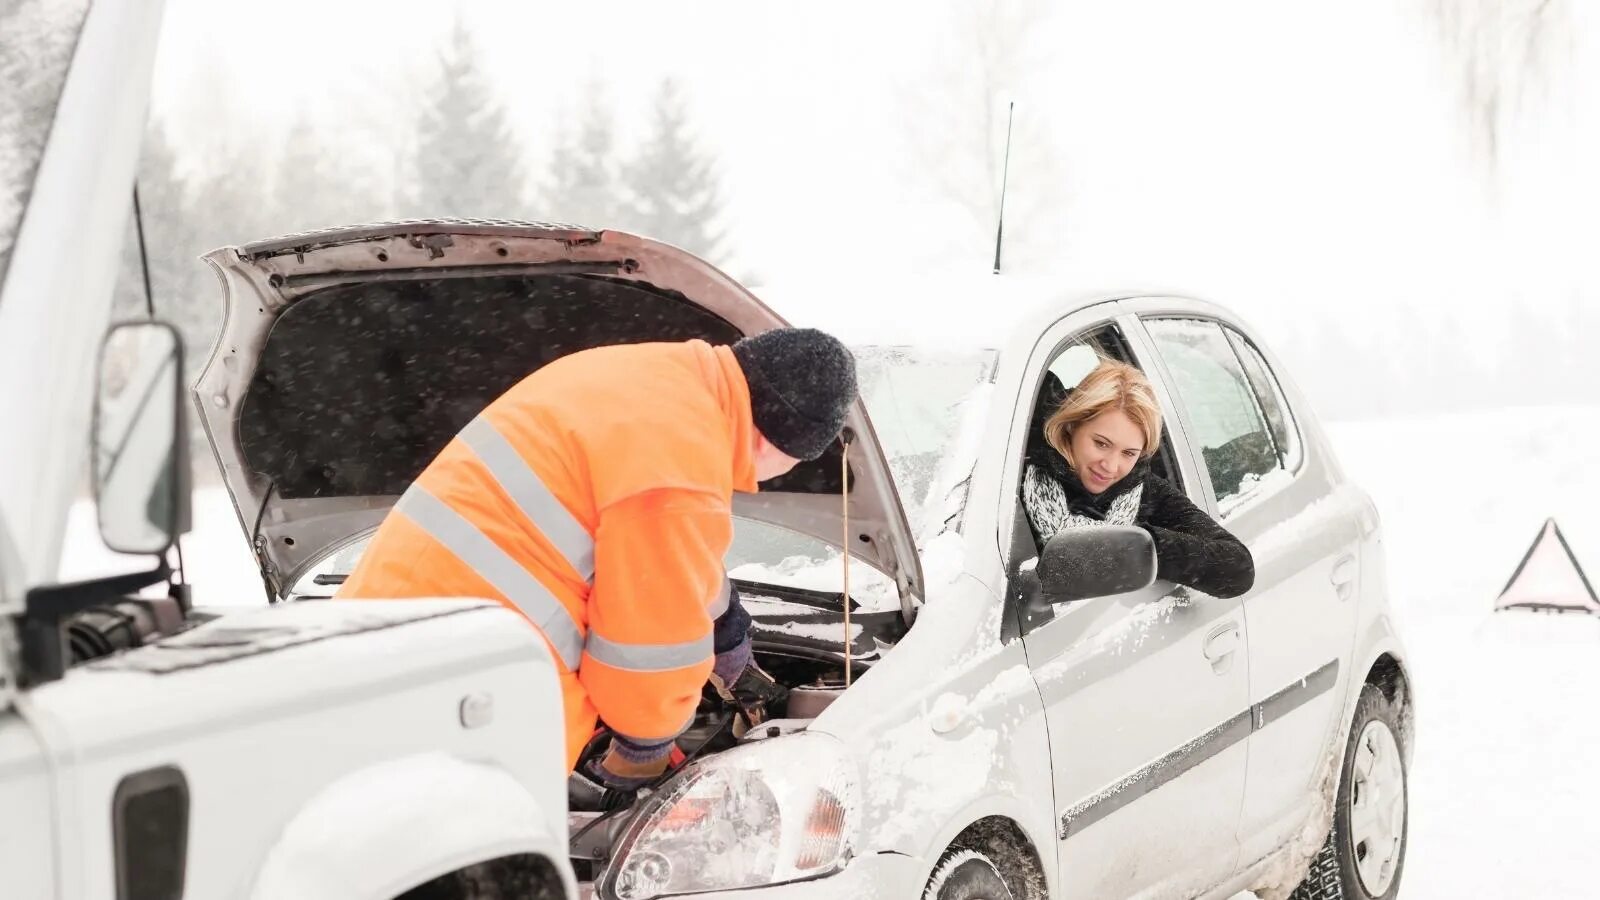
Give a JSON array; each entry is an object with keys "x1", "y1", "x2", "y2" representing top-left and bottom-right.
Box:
[{"x1": 247, "y1": 752, "x2": 575, "y2": 900}]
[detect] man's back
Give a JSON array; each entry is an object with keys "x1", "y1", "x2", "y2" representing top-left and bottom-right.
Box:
[
  {"x1": 340, "y1": 340, "x2": 748, "y2": 601},
  {"x1": 337, "y1": 338, "x2": 758, "y2": 768}
]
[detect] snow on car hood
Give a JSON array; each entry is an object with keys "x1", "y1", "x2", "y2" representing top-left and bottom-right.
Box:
[{"x1": 192, "y1": 219, "x2": 923, "y2": 613}]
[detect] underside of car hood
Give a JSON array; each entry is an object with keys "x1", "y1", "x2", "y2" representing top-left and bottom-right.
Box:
[{"x1": 192, "y1": 219, "x2": 924, "y2": 616}]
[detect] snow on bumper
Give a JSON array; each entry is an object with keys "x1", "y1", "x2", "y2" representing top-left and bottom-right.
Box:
[{"x1": 578, "y1": 852, "x2": 923, "y2": 900}]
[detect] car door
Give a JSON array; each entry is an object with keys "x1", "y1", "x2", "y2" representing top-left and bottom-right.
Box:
[
  {"x1": 1134, "y1": 310, "x2": 1361, "y2": 867},
  {"x1": 1003, "y1": 305, "x2": 1249, "y2": 899}
]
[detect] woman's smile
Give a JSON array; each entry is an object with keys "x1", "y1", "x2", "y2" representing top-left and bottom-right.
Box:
[{"x1": 1067, "y1": 409, "x2": 1146, "y2": 494}]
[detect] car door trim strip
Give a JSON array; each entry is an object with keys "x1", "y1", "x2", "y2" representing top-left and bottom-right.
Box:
[
  {"x1": 1058, "y1": 658, "x2": 1340, "y2": 840},
  {"x1": 1058, "y1": 708, "x2": 1254, "y2": 839},
  {"x1": 1251, "y1": 658, "x2": 1339, "y2": 733}
]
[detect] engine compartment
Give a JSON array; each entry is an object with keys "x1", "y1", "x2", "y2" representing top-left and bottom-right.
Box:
[
  {"x1": 575, "y1": 584, "x2": 902, "y2": 775},
  {"x1": 567, "y1": 581, "x2": 907, "y2": 882},
  {"x1": 691, "y1": 582, "x2": 904, "y2": 745}
]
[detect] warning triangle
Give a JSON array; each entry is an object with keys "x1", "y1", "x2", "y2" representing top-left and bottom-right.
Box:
[{"x1": 1495, "y1": 518, "x2": 1600, "y2": 614}]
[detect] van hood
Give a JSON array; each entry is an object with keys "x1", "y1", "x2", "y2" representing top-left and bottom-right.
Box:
[{"x1": 192, "y1": 219, "x2": 923, "y2": 615}]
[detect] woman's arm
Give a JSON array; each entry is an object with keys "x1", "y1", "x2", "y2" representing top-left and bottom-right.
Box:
[{"x1": 1140, "y1": 475, "x2": 1256, "y2": 598}]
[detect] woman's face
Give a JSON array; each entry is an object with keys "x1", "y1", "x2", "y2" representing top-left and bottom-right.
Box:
[{"x1": 1065, "y1": 409, "x2": 1145, "y2": 495}]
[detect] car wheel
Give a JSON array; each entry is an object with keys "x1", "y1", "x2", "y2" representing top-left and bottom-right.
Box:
[
  {"x1": 923, "y1": 848, "x2": 1017, "y2": 900},
  {"x1": 1290, "y1": 684, "x2": 1408, "y2": 900}
]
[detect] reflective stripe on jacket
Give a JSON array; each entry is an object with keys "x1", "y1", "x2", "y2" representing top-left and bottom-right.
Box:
[{"x1": 336, "y1": 339, "x2": 758, "y2": 769}]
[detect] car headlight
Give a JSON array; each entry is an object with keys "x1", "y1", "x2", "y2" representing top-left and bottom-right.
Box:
[{"x1": 602, "y1": 732, "x2": 860, "y2": 899}]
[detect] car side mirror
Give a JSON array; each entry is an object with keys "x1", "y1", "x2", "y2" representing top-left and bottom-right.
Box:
[
  {"x1": 93, "y1": 321, "x2": 190, "y2": 555},
  {"x1": 1029, "y1": 525, "x2": 1157, "y2": 609}
]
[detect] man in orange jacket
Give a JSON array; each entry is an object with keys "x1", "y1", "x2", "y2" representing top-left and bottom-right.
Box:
[{"x1": 336, "y1": 327, "x2": 857, "y2": 794}]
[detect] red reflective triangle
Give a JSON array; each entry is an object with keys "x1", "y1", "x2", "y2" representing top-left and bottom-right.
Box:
[{"x1": 1495, "y1": 518, "x2": 1600, "y2": 614}]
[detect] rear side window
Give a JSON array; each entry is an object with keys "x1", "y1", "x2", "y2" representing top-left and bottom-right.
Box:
[
  {"x1": 1144, "y1": 318, "x2": 1280, "y2": 512},
  {"x1": 1224, "y1": 326, "x2": 1302, "y2": 473}
]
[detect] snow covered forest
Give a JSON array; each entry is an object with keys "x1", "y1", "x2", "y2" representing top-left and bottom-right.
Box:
[
  {"x1": 113, "y1": 13, "x2": 732, "y2": 474},
  {"x1": 116, "y1": 0, "x2": 1600, "y2": 476}
]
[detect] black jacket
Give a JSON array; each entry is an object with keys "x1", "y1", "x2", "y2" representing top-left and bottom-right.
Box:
[{"x1": 1021, "y1": 377, "x2": 1256, "y2": 599}]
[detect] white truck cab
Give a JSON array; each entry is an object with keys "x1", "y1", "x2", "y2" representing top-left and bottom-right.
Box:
[{"x1": 0, "y1": 2, "x2": 578, "y2": 897}]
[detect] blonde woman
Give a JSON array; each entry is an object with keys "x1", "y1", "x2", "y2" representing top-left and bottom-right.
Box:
[{"x1": 1022, "y1": 359, "x2": 1255, "y2": 598}]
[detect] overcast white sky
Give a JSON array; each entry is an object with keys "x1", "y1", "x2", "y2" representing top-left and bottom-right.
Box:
[{"x1": 144, "y1": 0, "x2": 1596, "y2": 370}]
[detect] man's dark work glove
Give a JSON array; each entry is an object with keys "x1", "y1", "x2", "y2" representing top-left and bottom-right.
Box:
[
  {"x1": 708, "y1": 639, "x2": 788, "y2": 735},
  {"x1": 577, "y1": 738, "x2": 678, "y2": 812}
]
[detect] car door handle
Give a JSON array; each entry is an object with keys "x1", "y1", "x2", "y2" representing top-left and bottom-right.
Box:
[
  {"x1": 1330, "y1": 554, "x2": 1358, "y2": 601},
  {"x1": 1203, "y1": 622, "x2": 1240, "y2": 674}
]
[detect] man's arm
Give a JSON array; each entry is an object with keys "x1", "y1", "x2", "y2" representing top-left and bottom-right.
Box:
[{"x1": 579, "y1": 487, "x2": 729, "y2": 759}]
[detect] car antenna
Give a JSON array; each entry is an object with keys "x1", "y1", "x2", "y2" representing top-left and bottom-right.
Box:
[
  {"x1": 840, "y1": 428, "x2": 854, "y2": 688},
  {"x1": 134, "y1": 184, "x2": 190, "y2": 608},
  {"x1": 992, "y1": 100, "x2": 1015, "y2": 275}
]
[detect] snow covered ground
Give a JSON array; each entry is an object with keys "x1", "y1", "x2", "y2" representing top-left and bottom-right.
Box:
[
  {"x1": 59, "y1": 479, "x2": 264, "y2": 608},
  {"x1": 1319, "y1": 405, "x2": 1600, "y2": 900},
  {"x1": 55, "y1": 404, "x2": 1600, "y2": 898}
]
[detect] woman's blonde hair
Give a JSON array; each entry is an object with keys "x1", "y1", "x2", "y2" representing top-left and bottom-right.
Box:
[{"x1": 1043, "y1": 359, "x2": 1163, "y2": 461}]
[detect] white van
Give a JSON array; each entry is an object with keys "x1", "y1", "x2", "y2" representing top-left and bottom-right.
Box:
[{"x1": 0, "y1": 3, "x2": 578, "y2": 897}]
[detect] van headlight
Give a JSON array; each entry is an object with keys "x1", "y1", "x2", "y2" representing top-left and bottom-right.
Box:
[{"x1": 602, "y1": 732, "x2": 860, "y2": 899}]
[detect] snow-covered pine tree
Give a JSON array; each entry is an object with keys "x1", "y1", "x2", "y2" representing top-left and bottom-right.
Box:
[
  {"x1": 539, "y1": 81, "x2": 623, "y2": 229},
  {"x1": 406, "y1": 16, "x2": 531, "y2": 221},
  {"x1": 622, "y1": 78, "x2": 727, "y2": 263},
  {"x1": 112, "y1": 120, "x2": 228, "y2": 474},
  {"x1": 274, "y1": 116, "x2": 368, "y2": 235},
  {"x1": 117, "y1": 122, "x2": 206, "y2": 345}
]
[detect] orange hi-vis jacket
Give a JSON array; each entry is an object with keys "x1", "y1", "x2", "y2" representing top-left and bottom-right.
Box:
[{"x1": 337, "y1": 339, "x2": 758, "y2": 770}]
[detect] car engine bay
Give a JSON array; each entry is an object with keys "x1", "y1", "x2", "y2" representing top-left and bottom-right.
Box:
[{"x1": 565, "y1": 581, "x2": 906, "y2": 885}]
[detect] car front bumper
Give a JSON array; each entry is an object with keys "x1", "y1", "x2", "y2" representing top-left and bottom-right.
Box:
[{"x1": 577, "y1": 852, "x2": 925, "y2": 899}]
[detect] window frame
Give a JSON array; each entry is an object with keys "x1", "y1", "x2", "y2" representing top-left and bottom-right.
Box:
[
  {"x1": 996, "y1": 304, "x2": 1205, "y2": 567},
  {"x1": 1222, "y1": 324, "x2": 1304, "y2": 477}
]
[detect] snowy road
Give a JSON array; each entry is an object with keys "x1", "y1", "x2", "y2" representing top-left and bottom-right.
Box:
[{"x1": 57, "y1": 405, "x2": 1600, "y2": 899}]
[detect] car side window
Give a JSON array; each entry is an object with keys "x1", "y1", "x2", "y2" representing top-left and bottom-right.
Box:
[
  {"x1": 1033, "y1": 325, "x2": 1181, "y2": 485},
  {"x1": 1015, "y1": 323, "x2": 1183, "y2": 549},
  {"x1": 1223, "y1": 327, "x2": 1302, "y2": 474},
  {"x1": 1046, "y1": 341, "x2": 1107, "y2": 390},
  {"x1": 1008, "y1": 321, "x2": 1184, "y2": 636},
  {"x1": 1144, "y1": 318, "x2": 1280, "y2": 513}
]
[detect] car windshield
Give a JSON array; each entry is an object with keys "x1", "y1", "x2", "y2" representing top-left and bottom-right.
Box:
[
  {"x1": 294, "y1": 344, "x2": 1000, "y2": 608},
  {"x1": 0, "y1": 0, "x2": 92, "y2": 294},
  {"x1": 847, "y1": 344, "x2": 999, "y2": 538},
  {"x1": 724, "y1": 344, "x2": 999, "y2": 609}
]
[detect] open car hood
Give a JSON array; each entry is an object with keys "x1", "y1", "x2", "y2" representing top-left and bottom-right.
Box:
[{"x1": 192, "y1": 219, "x2": 924, "y2": 615}]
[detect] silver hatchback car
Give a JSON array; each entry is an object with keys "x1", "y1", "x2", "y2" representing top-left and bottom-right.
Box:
[{"x1": 199, "y1": 222, "x2": 1413, "y2": 900}]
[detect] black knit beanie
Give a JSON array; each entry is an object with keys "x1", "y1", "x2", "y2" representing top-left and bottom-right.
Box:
[{"x1": 731, "y1": 327, "x2": 857, "y2": 461}]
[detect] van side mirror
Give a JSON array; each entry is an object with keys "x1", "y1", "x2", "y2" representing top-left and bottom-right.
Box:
[
  {"x1": 1029, "y1": 525, "x2": 1157, "y2": 609},
  {"x1": 93, "y1": 321, "x2": 190, "y2": 554},
  {"x1": 15, "y1": 321, "x2": 193, "y2": 687}
]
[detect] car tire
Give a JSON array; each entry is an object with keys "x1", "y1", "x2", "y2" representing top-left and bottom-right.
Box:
[
  {"x1": 1289, "y1": 683, "x2": 1409, "y2": 900},
  {"x1": 922, "y1": 848, "x2": 1017, "y2": 900}
]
